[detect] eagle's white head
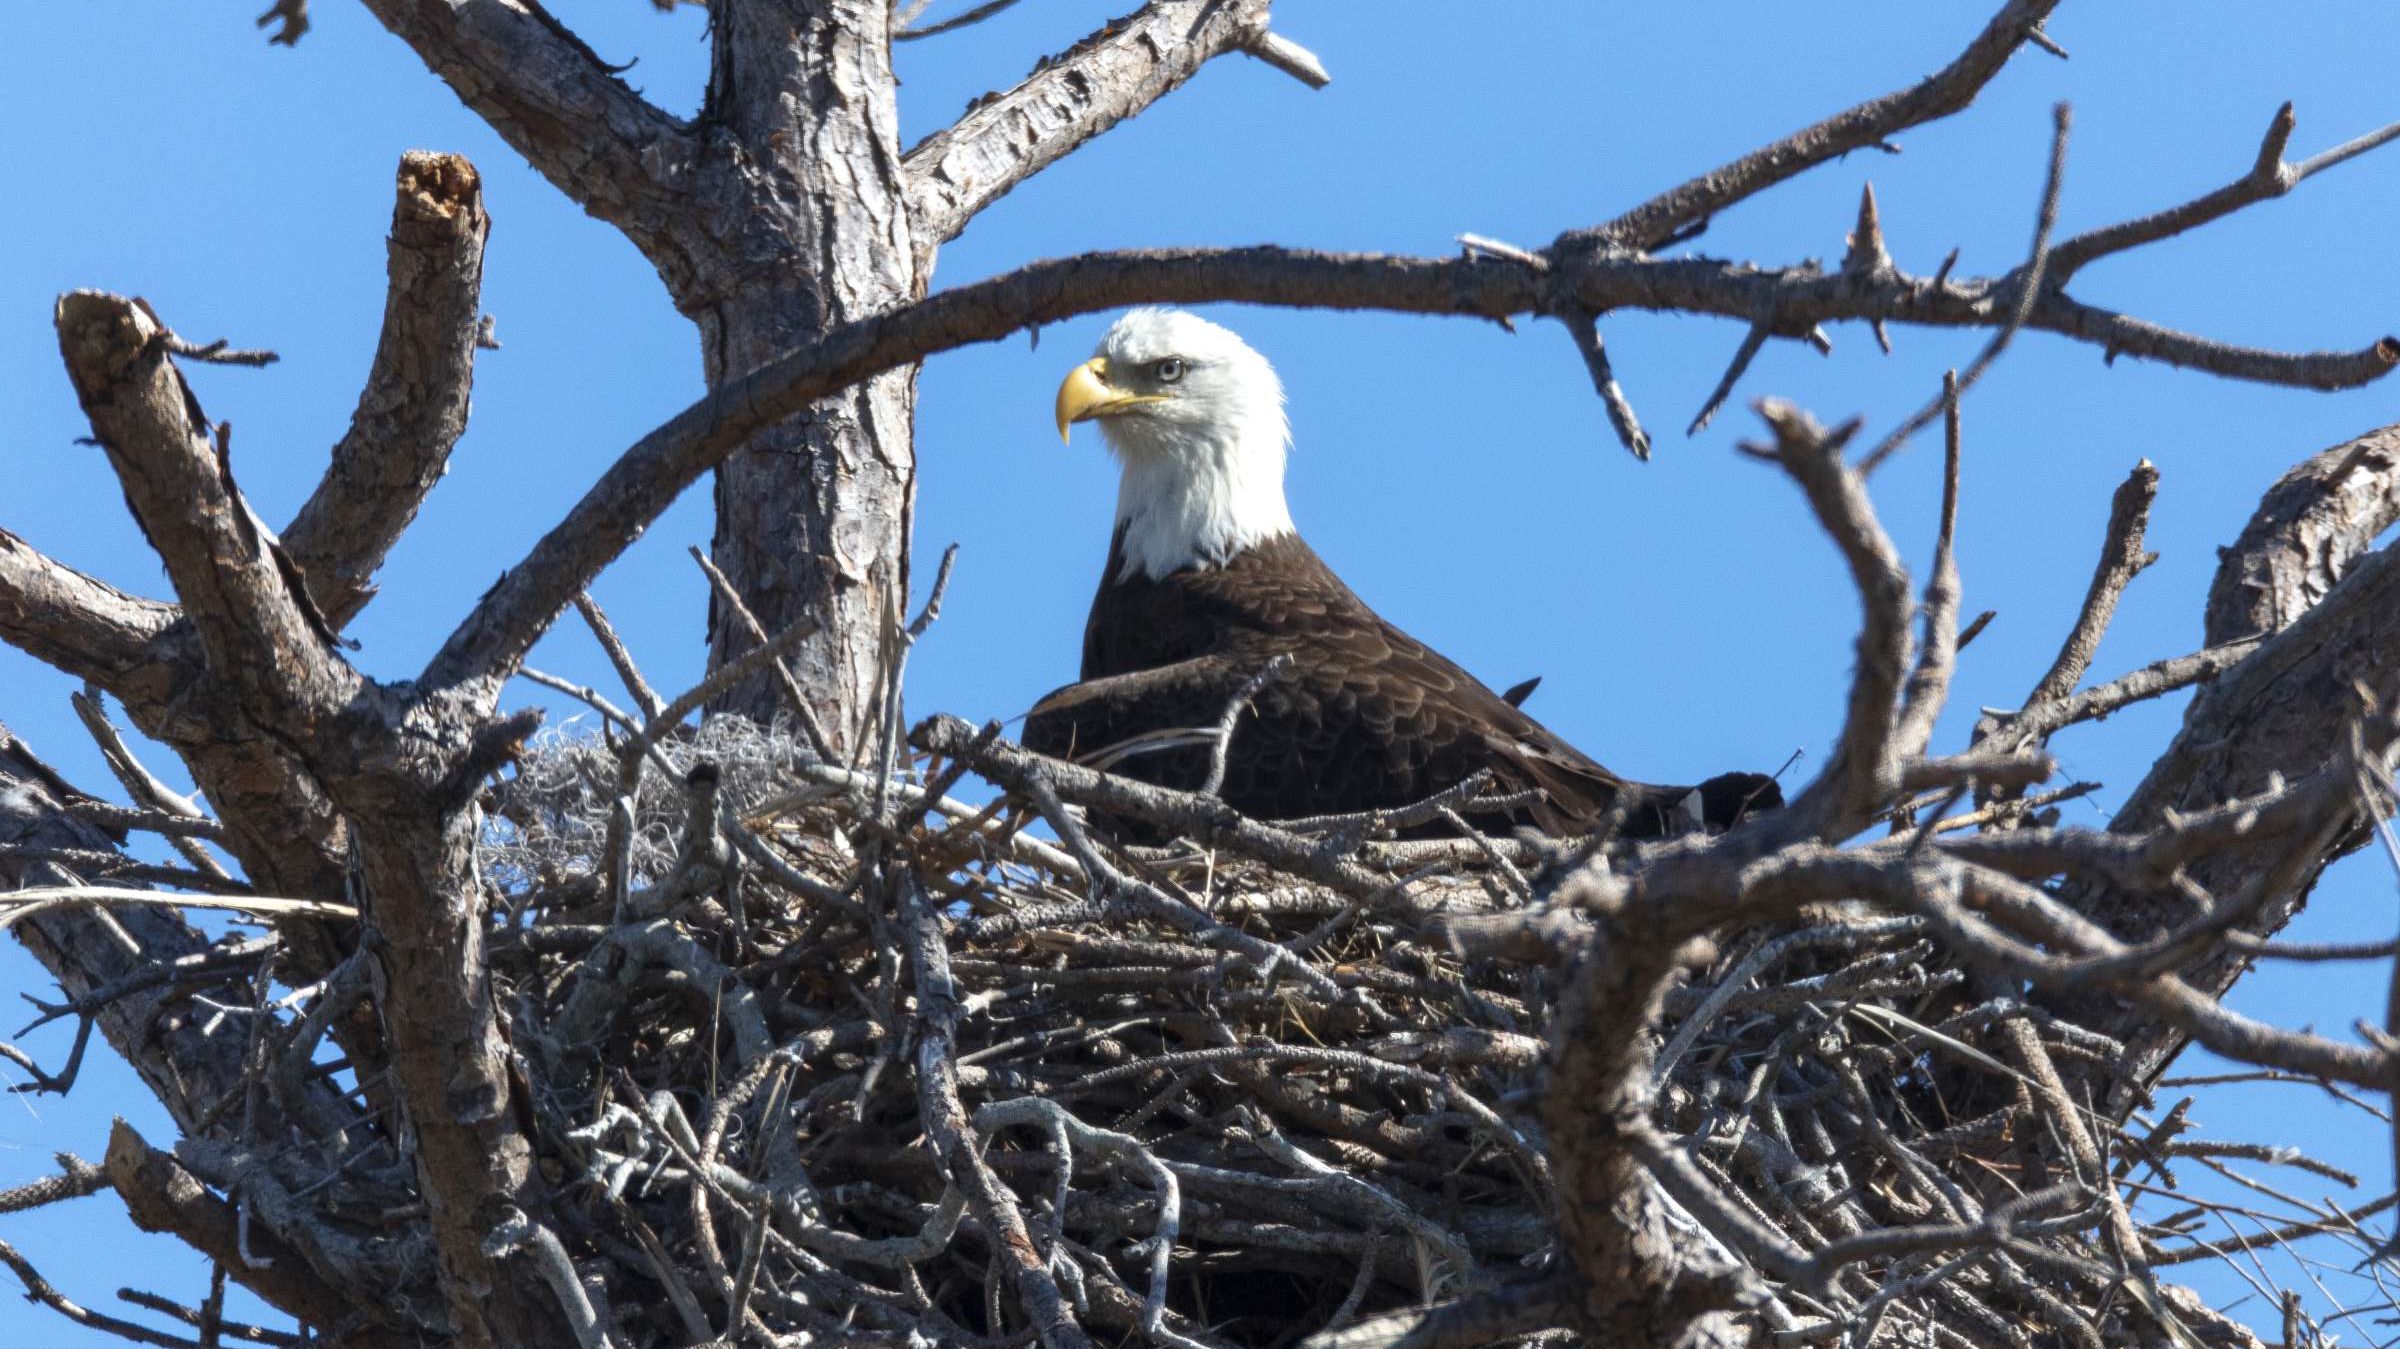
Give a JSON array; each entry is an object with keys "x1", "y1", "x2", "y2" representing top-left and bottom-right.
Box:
[{"x1": 1054, "y1": 308, "x2": 1295, "y2": 582}]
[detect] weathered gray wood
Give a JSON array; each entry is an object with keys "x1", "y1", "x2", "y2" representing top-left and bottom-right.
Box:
[
  {"x1": 2056, "y1": 432, "x2": 2400, "y2": 1107},
  {"x1": 686, "y1": 0, "x2": 921, "y2": 743},
  {"x1": 0, "y1": 728, "x2": 245, "y2": 1137},
  {"x1": 351, "y1": 0, "x2": 698, "y2": 280},
  {"x1": 2203, "y1": 423, "x2": 2400, "y2": 644},
  {"x1": 55, "y1": 294, "x2": 356, "y2": 714},
  {"x1": 285, "y1": 152, "x2": 492, "y2": 631},
  {"x1": 51, "y1": 290, "x2": 566, "y2": 1349},
  {"x1": 50, "y1": 296, "x2": 356, "y2": 962},
  {"x1": 903, "y1": 0, "x2": 1283, "y2": 251}
]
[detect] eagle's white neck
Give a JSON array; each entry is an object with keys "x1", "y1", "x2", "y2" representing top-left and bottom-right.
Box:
[{"x1": 1106, "y1": 395, "x2": 1294, "y2": 582}]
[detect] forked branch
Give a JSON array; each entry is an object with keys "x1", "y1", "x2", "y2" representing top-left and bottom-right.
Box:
[
  {"x1": 904, "y1": 0, "x2": 1326, "y2": 248},
  {"x1": 424, "y1": 231, "x2": 2400, "y2": 690},
  {"x1": 2049, "y1": 102, "x2": 2400, "y2": 283},
  {"x1": 349, "y1": 0, "x2": 695, "y2": 257},
  {"x1": 53, "y1": 293, "x2": 356, "y2": 716},
  {"x1": 1566, "y1": 0, "x2": 2065, "y2": 253}
]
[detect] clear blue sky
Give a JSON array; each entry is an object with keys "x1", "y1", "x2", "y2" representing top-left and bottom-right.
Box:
[{"x1": 6, "y1": 3, "x2": 2400, "y2": 1341}]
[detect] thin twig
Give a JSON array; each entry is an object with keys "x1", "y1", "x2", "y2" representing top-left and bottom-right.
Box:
[{"x1": 1859, "y1": 101, "x2": 2072, "y2": 474}]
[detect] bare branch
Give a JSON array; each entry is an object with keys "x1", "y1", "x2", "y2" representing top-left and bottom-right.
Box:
[
  {"x1": 284, "y1": 153, "x2": 492, "y2": 630},
  {"x1": 1859, "y1": 100, "x2": 2071, "y2": 473},
  {"x1": 75, "y1": 688, "x2": 233, "y2": 883},
  {"x1": 1560, "y1": 311, "x2": 1651, "y2": 458},
  {"x1": 0, "y1": 1235, "x2": 212, "y2": 1349},
  {"x1": 1200, "y1": 655, "x2": 1291, "y2": 798},
  {"x1": 0, "y1": 529, "x2": 178, "y2": 689},
  {"x1": 914, "y1": 714, "x2": 1394, "y2": 902},
  {"x1": 0, "y1": 1154, "x2": 106, "y2": 1217},
  {"x1": 2058, "y1": 511, "x2": 2400, "y2": 1102},
  {"x1": 8, "y1": 302, "x2": 363, "y2": 915},
  {"x1": 1244, "y1": 31, "x2": 1331, "y2": 90},
  {"x1": 2024, "y1": 283, "x2": 2396, "y2": 387},
  {"x1": 481, "y1": 1208, "x2": 608, "y2": 1349},
  {"x1": 2049, "y1": 104, "x2": 2400, "y2": 284},
  {"x1": 1895, "y1": 373, "x2": 1964, "y2": 759},
  {"x1": 2025, "y1": 430, "x2": 2400, "y2": 1105},
  {"x1": 2027, "y1": 458, "x2": 2160, "y2": 710},
  {"x1": 0, "y1": 547, "x2": 348, "y2": 960},
  {"x1": 114, "y1": 1290, "x2": 301, "y2": 1349},
  {"x1": 0, "y1": 727, "x2": 252, "y2": 1136},
  {"x1": 54, "y1": 293, "x2": 357, "y2": 713},
  {"x1": 904, "y1": 0, "x2": 1320, "y2": 248},
  {"x1": 2002, "y1": 642, "x2": 2257, "y2": 745},
  {"x1": 351, "y1": 0, "x2": 694, "y2": 256},
  {"x1": 1567, "y1": 0, "x2": 2064, "y2": 252},
  {"x1": 640, "y1": 616, "x2": 820, "y2": 759},
  {"x1": 900, "y1": 871, "x2": 1094, "y2": 1349},
  {"x1": 690, "y1": 547, "x2": 835, "y2": 760},
  {"x1": 157, "y1": 334, "x2": 279, "y2": 368},
  {"x1": 573, "y1": 594, "x2": 665, "y2": 723},
  {"x1": 425, "y1": 234, "x2": 2397, "y2": 690},
  {"x1": 1687, "y1": 320, "x2": 1772, "y2": 437},
  {"x1": 105, "y1": 1121, "x2": 403, "y2": 1341},
  {"x1": 1744, "y1": 403, "x2": 1911, "y2": 835},
  {"x1": 893, "y1": 0, "x2": 1023, "y2": 40},
  {"x1": 2204, "y1": 422, "x2": 2400, "y2": 644},
  {"x1": 46, "y1": 281, "x2": 576, "y2": 1343}
]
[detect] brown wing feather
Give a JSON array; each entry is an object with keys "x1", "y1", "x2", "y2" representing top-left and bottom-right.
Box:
[
  {"x1": 1024, "y1": 656, "x2": 1256, "y2": 783},
  {"x1": 1029, "y1": 532, "x2": 1698, "y2": 832}
]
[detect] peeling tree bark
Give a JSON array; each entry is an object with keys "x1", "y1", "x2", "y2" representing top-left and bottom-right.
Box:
[
  {"x1": 0, "y1": 728, "x2": 248, "y2": 1136},
  {"x1": 48, "y1": 290, "x2": 568, "y2": 1349},
  {"x1": 2202, "y1": 424, "x2": 2400, "y2": 645},
  {"x1": 687, "y1": 0, "x2": 920, "y2": 745},
  {"x1": 285, "y1": 151, "x2": 492, "y2": 630},
  {"x1": 2057, "y1": 424, "x2": 2400, "y2": 1107}
]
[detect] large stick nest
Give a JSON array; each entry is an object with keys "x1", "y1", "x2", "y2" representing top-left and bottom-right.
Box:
[{"x1": 444, "y1": 712, "x2": 2367, "y2": 1349}]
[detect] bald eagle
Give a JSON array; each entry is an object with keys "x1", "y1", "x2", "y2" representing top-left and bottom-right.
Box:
[{"x1": 1023, "y1": 309, "x2": 1777, "y2": 838}]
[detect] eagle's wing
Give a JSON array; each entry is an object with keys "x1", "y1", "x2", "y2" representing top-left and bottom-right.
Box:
[
  {"x1": 1360, "y1": 621, "x2": 1784, "y2": 835},
  {"x1": 1341, "y1": 611, "x2": 1655, "y2": 833},
  {"x1": 1026, "y1": 626, "x2": 1661, "y2": 833},
  {"x1": 1024, "y1": 655, "x2": 1259, "y2": 779},
  {"x1": 1039, "y1": 534, "x2": 1778, "y2": 834}
]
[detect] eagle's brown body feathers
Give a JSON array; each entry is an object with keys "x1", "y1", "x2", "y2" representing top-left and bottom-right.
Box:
[{"x1": 1025, "y1": 530, "x2": 1771, "y2": 837}]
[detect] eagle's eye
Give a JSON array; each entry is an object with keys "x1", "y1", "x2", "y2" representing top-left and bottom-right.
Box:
[{"x1": 1153, "y1": 357, "x2": 1187, "y2": 384}]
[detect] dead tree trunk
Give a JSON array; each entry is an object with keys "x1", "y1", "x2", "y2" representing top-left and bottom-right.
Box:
[{"x1": 688, "y1": 1, "x2": 921, "y2": 742}]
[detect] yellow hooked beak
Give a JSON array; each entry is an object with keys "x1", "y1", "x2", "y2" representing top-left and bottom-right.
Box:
[{"x1": 1054, "y1": 357, "x2": 1169, "y2": 443}]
